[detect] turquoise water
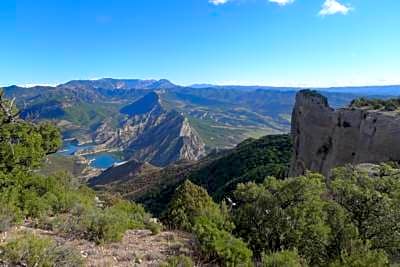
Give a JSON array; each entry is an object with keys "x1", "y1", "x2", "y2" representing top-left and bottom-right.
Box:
[
  {"x1": 86, "y1": 153, "x2": 120, "y2": 169},
  {"x1": 58, "y1": 142, "x2": 120, "y2": 169}
]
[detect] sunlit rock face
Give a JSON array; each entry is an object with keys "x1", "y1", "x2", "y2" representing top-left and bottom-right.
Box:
[
  {"x1": 94, "y1": 92, "x2": 206, "y2": 166},
  {"x1": 290, "y1": 90, "x2": 400, "y2": 177}
]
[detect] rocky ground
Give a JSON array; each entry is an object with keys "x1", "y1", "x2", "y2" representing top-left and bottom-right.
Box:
[{"x1": 1, "y1": 226, "x2": 200, "y2": 267}]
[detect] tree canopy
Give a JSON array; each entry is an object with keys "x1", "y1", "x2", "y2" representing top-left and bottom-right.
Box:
[{"x1": 231, "y1": 164, "x2": 400, "y2": 266}]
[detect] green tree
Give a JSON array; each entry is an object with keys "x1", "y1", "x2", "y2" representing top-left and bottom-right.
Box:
[
  {"x1": 233, "y1": 173, "x2": 331, "y2": 265},
  {"x1": 193, "y1": 216, "x2": 253, "y2": 267},
  {"x1": 163, "y1": 180, "x2": 232, "y2": 232},
  {"x1": 164, "y1": 180, "x2": 252, "y2": 266},
  {"x1": 0, "y1": 89, "x2": 61, "y2": 172},
  {"x1": 331, "y1": 165, "x2": 400, "y2": 258}
]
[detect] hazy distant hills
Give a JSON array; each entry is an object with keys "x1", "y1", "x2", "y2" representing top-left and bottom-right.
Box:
[
  {"x1": 191, "y1": 83, "x2": 400, "y2": 95},
  {"x1": 3, "y1": 79, "x2": 399, "y2": 160},
  {"x1": 319, "y1": 85, "x2": 400, "y2": 95},
  {"x1": 61, "y1": 78, "x2": 176, "y2": 91}
]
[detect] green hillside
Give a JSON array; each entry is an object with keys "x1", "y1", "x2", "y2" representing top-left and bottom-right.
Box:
[{"x1": 90, "y1": 134, "x2": 292, "y2": 215}]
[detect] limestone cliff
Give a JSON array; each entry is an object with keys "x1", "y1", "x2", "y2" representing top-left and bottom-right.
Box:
[
  {"x1": 93, "y1": 92, "x2": 206, "y2": 166},
  {"x1": 290, "y1": 90, "x2": 400, "y2": 177}
]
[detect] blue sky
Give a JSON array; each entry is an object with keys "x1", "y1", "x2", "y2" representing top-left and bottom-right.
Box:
[{"x1": 1, "y1": 0, "x2": 399, "y2": 87}]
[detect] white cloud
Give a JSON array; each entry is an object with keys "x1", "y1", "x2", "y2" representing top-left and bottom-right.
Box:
[
  {"x1": 209, "y1": 0, "x2": 229, "y2": 5},
  {"x1": 20, "y1": 83, "x2": 58, "y2": 88},
  {"x1": 269, "y1": 0, "x2": 295, "y2": 6},
  {"x1": 319, "y1": 0, "x2": 352, "y2": 16}
]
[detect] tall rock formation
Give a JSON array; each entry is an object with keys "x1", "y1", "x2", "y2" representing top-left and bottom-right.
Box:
[
  {"x1": 290, "y1": 90, "x2": 400, "y2": 177},
  {"x1": 94, "y1": 92, "x2": 206, "y2": 166}
]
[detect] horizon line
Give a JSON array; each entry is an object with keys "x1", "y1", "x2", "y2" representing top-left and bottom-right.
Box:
[{"x1": 1, "y1": 78, "x2": 400, "y2": 89}]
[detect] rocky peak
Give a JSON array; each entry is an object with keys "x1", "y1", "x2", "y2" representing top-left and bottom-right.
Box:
[
  {"x1": 120, "y1": 92, "x2": 161, "y2": 116},
  {"x1": 290, "y1": 90, "x2": 400, "y2": 177},
  {"x1": 94, "y1": 92, "x2": 206, "y2": 166}
]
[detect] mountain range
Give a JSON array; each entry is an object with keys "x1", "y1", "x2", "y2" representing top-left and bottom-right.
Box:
[{"x1": 3, "y1": 78, "x2": 399, "y2": 167}]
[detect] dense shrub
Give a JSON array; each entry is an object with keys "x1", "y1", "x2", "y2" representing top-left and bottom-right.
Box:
[
  {"x1": 329, "y1": 240, "x2": 389, "y2": 267},
  {"x1": 0, "y1": 169, "x2": 97, "y2": 223},
  {"x1": 262, "y1": 250, "x2": 307, "y2": 267},
  {"x1": 86, "y1": 200, "x2": 149, "y2": 244},
  {"x1": 193, "y1": 216, "x2": 253, "y2": 267},
  {"x1": 0, "y1": 158, "x2": 150, "y2": 245},
  {"x1": 231, "y1": 164, "x2": 400, "y2": 266},
  {"x1": 330, "y1": 165, "x2": 400, "y2": 258},
  {"x1": 0, "y1": 232, "x2": 84, "y2": 267},
  {"x1": 163, "y1": 180, "x2": 232, "y2": 232},
  {"x1": 49, "y1": 196, "x2": 150, "y2": 244},
  {"x1": 164, "y1": 180, "x2": 252, "y2": 265},
  {"x1": 233, "y1": 173, "x2": 331, "y2": 265}
]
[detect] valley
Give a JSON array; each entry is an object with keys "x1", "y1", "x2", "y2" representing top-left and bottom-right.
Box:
[
  {"x1": 5, "y1": 79, "x2": 398, "y2": 176},
  {"x1": 3, "y1": 1, "x2": 399, "y2": 265},
  {"x1": 2, "y1": 85, "x2": 400, "y2": 266}
]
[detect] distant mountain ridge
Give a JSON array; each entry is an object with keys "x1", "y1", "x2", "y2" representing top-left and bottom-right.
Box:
[
  {"x1": 61, "y1": 78, "x2": 176, "y2": 91},
  {"x1": 6, "y1": 79, "x2": 400, "y2": 95},
  {"x1": 3, "y1": 78, "x2": 399, "y2": 164}
]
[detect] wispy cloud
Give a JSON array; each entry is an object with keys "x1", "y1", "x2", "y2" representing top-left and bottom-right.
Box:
[
  {"x1": 269, "y1": 0, "x2": 295, "y2": 6},
  {"x1": 319, "y1": 0, "x2": 352, "y2": 16},
  {"x1": 20, "y1": 83, "x2": 58, "y2": 88},
  {"x1": 209, "y1": 0, "x2": 230, "y2": 5},
  {"x1": 209, "y1": 0, "x2": 354, "y2": 17}
]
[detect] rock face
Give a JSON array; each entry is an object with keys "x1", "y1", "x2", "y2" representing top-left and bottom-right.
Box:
[
  {"x1": 290, "y1": 90, "x2": 400, "y2": 177},
  {"x1": 94, "y1": 92, "x2": 206, "y2": 166}
]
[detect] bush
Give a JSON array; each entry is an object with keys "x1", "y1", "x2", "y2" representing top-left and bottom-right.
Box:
[
  {"x1": 163, "y1": 180, "x2": 232, "y2": 232},
  {"x1": 146, "y1": 221, "x2": 162, "y2": 235},
  {"x1": 331, "y1": 165, "x2": 400, "y2": 257},
  {"x1": 1, "y1": 163, "x2": 150, "y2": 244},
  {"x1": 164, "y1": 180, "x2": 249, "y2": 265},
  {"x1": 262, "y1": 250, "x2": 307, "y2": 267},
  {"x1": 85, "y1": 200, "x2": 149, "y2": 244},
  {"x1": 160, "y1": 255, "x2": 195, "y2": 267},
  {"x1": 0, "y1": 232, "x2": 84, "y2": 267},
  {"x1": 193, "y1": 216, "x2": 253, "y2": 267},
  {"x1": 49, "y1": 196, "x2": 150, "y2": 244},
  {"x1": 329, "y1": 240, "x2": 389, "y2": 267},
  {"x1": 233, "y1": 174, "x2": 330, "y2": 265}
]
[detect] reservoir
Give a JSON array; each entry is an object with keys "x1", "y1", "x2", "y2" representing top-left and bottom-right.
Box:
[{"x1": 58, "y1": 141, "x2": 121, "y2": 169}]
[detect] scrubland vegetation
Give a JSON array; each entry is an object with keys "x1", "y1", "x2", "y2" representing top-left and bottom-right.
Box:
[
  {"x1": 163, "y1": 163, "x2": 400, "y2": 266},
  {"x1": 1, "y1": 91, "x2": 400, "y2": 266},
  {"x1": 350, "y1": 97, "x2": 400, "y2": 111},
  {"x1": 0, "y1": 91, "x2": 155, "y2": 266}
]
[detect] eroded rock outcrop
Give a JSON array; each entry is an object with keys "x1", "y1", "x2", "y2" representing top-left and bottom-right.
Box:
[
  {"x1": 290, "y1": 90, "x2": 400, "y2": 177},
  {"x1": 93, "y1": 92, "x2": 206, "y2": 166}
]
